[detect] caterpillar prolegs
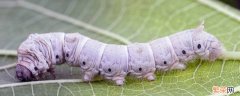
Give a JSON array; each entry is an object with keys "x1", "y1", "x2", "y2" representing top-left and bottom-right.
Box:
[{"x1": 15, "y1": 22, "x2": 223, "y2": 85}]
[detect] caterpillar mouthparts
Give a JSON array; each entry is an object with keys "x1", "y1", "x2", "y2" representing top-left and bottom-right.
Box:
[{"x1": 16, "y1": 22, "x2": 223, "y2": 85}]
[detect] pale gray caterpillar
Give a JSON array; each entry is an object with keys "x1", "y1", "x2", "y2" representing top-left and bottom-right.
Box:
[{"x1": 15, "y1": 22, "x2": 223, "y2": 85}]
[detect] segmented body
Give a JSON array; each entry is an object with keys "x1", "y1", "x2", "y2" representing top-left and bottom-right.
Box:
[{"x1": 16, "y1": 23, "x2": 222, "y2": 85}]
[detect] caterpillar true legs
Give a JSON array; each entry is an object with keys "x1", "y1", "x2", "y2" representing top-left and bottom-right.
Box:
[{"x1": 16, "y1": 22, "x2": 223, "y2": 85}]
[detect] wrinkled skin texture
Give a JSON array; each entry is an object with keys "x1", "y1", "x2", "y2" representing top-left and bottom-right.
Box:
[
  {"x1": 16, "y1": 34, "x2": 49, "y2": 81},
  {"x1": 41, "y1": 33, "x2": 66, "y2": 64},
  {"x1": 16, "y1": 33, "x2": 65, "y2": 81}
]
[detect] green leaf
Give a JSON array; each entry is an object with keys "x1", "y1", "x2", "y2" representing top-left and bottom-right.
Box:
[{"x1": 0, "y1": 0, "x2": 240, "y2": 95}]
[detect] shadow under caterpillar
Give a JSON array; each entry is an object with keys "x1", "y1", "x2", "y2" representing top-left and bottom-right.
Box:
[{"x1": 15, "y1": 22, "x2": 224, "y2": 85}]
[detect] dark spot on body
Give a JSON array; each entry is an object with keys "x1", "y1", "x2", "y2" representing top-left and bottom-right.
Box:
[
  {"x1": 66, "y1": 53, "x2": 69, "y2": 57},
  {"x1": 83, "y1": 61, "x2": 86, "y2": 65},
  {"x1": 56, "y1": 55, "x2": 59, "y2": 59},
  {"x1": 98, "y1": 71, "x2": 101, "y2": 75},
  {"x1": 198, "y1": 44, "x2": 201, "y2": 49},
  {"x1": 34, "y1": 67, "x2": 38, "y2": 71},
  {"x1": 164, "y1": 61, "x2": 167, "y2": 65},
  {"x1": 139, "y1": 68, "x2": 142, "y2": 71},
  {"x1": 182, "y1": 50, "x2": 186, "y2": 54},
  {"x1": 108, "y1": 68, "x2": 111, "y2": 72}
]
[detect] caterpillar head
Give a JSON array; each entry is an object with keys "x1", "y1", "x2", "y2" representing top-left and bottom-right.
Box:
[
  {"x1": 192, "y1": 22, "x2": 223, "y2": 61},
  {"x1": 16, "y1": 64, "x2": 35, "y2": 81},
  {"x1": 16, "y1": 38, "x2": 50, "y2": 82},
  {"x1": 16, "y1": 55, "x2": 43, "y2": 82},
  {"x1": 16, "y1": 40, "x2": 36, "y2": 81}
]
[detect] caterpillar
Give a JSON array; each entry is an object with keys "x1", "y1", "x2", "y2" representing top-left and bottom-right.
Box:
[{"x1": 15, "y1": 22, "x2": 223, "y2": 85}]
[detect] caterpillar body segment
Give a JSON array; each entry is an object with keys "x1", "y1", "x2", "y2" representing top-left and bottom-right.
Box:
[
  {"x1": 150, "y1": 37, "x2": 184, "y2": 71},
  {"x1": 78, "y1": 39, "x2": 106, "y2": 82},
  {"x1": 99, "y1": 44, "x2": 128, "y2": 85},
  {"x1": 40, "y1": 33, "x2": 65, "y2": 65},
  {"x1": 127, "y1": 43, "x2": 156, "y2": 81},
  {"x1": 169, "y1": 29, "x2": 197, "y2": 64},
  {"x1": 36, "y1": 33, "x2": 66, "y2": 79},
  {"x1": 63, "y1": 33, "x2": 89, "y2": 67}
]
